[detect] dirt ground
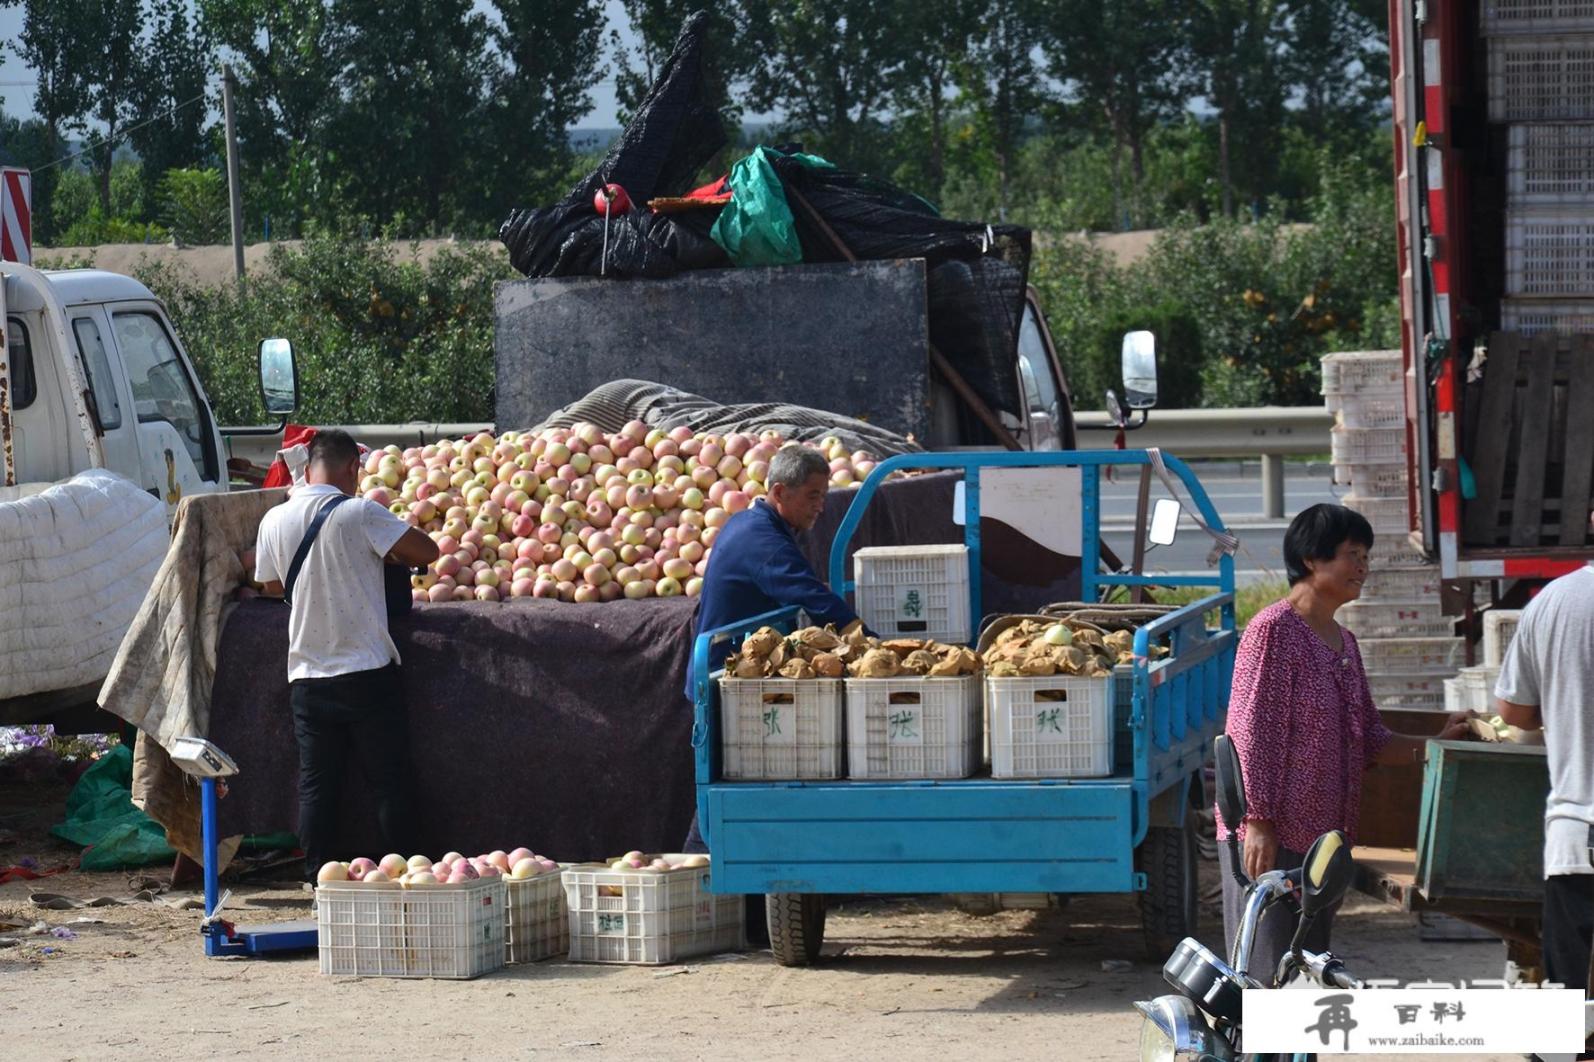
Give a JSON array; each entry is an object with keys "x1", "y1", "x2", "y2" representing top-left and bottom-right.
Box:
[{"x1": 1, "y1": 778, "x2": 1524, "y2": 1061}]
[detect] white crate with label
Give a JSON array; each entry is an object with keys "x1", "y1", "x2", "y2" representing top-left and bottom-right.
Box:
[
  {"x1": 317, "y1": 877, "x2": 506, "y2": 979},
  {"x1": 1338, "y1": 600, "x2": 1454, "y2": 640},
  {"x1": 719, "y1": 676, "x2": 845, "y2": 780},
  {"x1": 986, "y1": 673, "x2": 1115, "y2": 778},
  {"x1": 1358, "y1": 564, "x2": 1445, "y2": 601},
  {"x1": 505, "y1": 872, "x2": 568, "y2": 963},
  {"x1": 1333, "y1": 462, "x2": 1410, "y2": 498},
  {"x1": 1344, "y1": 493, "x2": 1410, "y2": 535},
  {"x1": 853, "y1": 544, "x2": 971, "y2": 644},
  {"x1": 1458, "y1": 665, "x2": 1504, "y2": 711},
  {"x1": 845, "y1": 675, "x2": 980, "y2": 780},
  {"x1": 1358, "y1": 637, "x2": 1467, "y2": 675},
  {"x1": 1321, "y1": 351, "x2": 1404, "y2": 396},
  {"x1": 1331, "y1": 427, "x2": 1406, "y2": 467},
  {"x1": 562, "y1": 858, "x2": 744, "y2": 965},
  {"x1": 1368, "y1": 673, "x2": 1450, "y2": 710}
]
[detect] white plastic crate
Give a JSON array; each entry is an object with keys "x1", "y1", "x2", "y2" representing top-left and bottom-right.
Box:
[
  {"x1": 852, "y1": 545, "x2": 971, "y2": 644},
  {"x1": 1484, "y1": 609, "x2": 1525, "y2": 666},
  {"x1": 1331, "y1": 427, "x2": 1406, "y2": 467},
  {"x1": 1338, "y1": 600, "x2": 1454, "y2": 639},
  {"x1": 1368, "y1": 673, "x2": 1450, "y2": 710},
  {"x1": 1458, "y1": 665, "x2": 1504, "y2": 711},
  {"x1": 317, "y1": 877, "x2": 506, "y2": 979},
  {"x1": 1330, "y1": 392, "x2": 1406, "y2": 430},
  {"x1": 719, "y1": 676, "x2": 845, "y2": 780},
  {"x1": 1444, "y1": 676, "x2": 1465, "y2": 713},
  {"x1": 1483, "y1": 0, "x2": 1594, "y2": 35},
  {"x1": 1358, "y1": 637, "x2": 1467, "y2": 675},
  {"x1": 1321, "y1": 351, "x2": 1404, "y2": 396},
  {"x1": 1507, "y1": 124, "x2": 1594, "y2": 204},
  {"x1": 1500, "y1": 297, "x2": 1594, "y2": 335},
  {"x1": 845, "y1": 675, "x2": 981, "y2": 780},
  {"x1": 1343, "y1": 493, "x2": 1410, "y2": 534},
  {"x1": 986, "y1": 673, "x2": 1114, "y2": 779},
  {"x1": 1333, "y1": 462, "x2": 1410, "y2": 498},
  {"x1": 1488, "y1": 36, "x2": 1594, "y2": 121},
  {"x1": 562, "y1": 858, "x2": 745, "y2": 965},
  {"x1": 1369, "y1": 536, "x2": 1429, "y2": 569},
  {"x1": 1506, "y1": 207, "x2": 1594, "y2": 296},
  {"x1": 1357, "y1": 564, "x2": 1445, "y2": 601},
  {"x1": 505, "y1": 873, "x2": 568, "y2": 963}
]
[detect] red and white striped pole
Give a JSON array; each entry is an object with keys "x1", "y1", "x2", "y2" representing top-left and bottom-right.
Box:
[{"x1": 1, "y1": 167, "x2": 32, "y2": 264}]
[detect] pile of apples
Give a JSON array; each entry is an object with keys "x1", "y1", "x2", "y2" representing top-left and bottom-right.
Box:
[
  {"x1": 316, "y1": 848, "x2": 559, "y2": 887},
  {"x1": 607, "y1": 851, "x2": 710, "y2": 872},
  {"x1": 355, "y1": 422, "x2": 884, "y2": 604}
]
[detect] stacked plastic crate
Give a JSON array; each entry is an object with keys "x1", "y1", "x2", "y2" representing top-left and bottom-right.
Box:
[
  {"x1": 1486, "y1": 2, "x2": 1594, "y2": 337},
  {"x1": 1324, "y1": 351, "x2": 1462, "y2": 709}
]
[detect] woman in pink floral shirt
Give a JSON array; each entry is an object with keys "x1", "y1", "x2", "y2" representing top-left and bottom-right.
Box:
[{"x1": 1218, "y1": 504, "x2": 1468, "y2": 970}]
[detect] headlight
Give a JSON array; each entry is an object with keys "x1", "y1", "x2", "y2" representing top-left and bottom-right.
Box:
[{"x1": 1133, "y1": 995, "x2": 1221, "y2": 1061}]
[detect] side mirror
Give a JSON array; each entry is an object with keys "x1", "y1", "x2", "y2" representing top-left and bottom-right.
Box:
[
  {"x1": 1213, "y1": 735, "x2": 1246, "y2": 833},
  {"x1": 1300, "y1": 830, "x2": 1354, "y2": 919},
  {"x1": 1121, "y1": 330, "x2": 1158, "y2": 410},
  {"x1": 258, "y1": 338, "x2": 299, "y2": 416},
  {"x1": 1149, "y1": 498, "x2": 1180, "y2": 547}
]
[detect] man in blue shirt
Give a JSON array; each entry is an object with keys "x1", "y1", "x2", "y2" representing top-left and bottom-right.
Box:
[
  {"x1": 682, "y1": 445, "x2": 862, "y2": 864},
  {"x1": 684, "y1": 445, "x2": 860, "y2": 701}
]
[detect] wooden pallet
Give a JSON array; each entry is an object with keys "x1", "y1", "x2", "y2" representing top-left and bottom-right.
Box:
[{"x1": 1463, "y1": 330, "x2": 1594, "y2": 547}]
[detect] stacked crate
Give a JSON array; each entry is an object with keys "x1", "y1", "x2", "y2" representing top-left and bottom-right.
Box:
[
  {"x1": 1486, "y1": 3, "x2": 1594, "y2": 337},
  {"x1": 1324, "y1": 351, "x2": 1462, "y2": 709}
]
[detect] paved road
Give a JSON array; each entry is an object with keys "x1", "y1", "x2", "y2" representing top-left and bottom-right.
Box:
[{"x1": 1098, "y1": 460, "x2": 1345, "y2": 584}]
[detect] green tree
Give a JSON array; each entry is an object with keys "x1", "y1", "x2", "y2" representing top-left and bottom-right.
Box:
[
  {"x1": 1184, "y1": 0, "x2": 1287, "y2": 218},
  {"x1": 11, "y1": 0, "x2": 92, "y2": 243},
  {"x1": 487, "y1": 0, "x2": 608, "y2": 210},
  {"x1": 130, "y1": 0, "x2": 215, "y2": 210},
  {"x1": 609, "y1": 1, "x2": 750, "y2": 130},
  {"x1": 1279, "y1": 0, "x2": 1389, "y2": 140},
  {"x1": 76, "y1": 0, "x2": 146, "y2": 215},
  {"x1": 161, "y1": 167, "x2": 229, "y2": 245},
  {"x1": 954, "y1": 0, "x2": 1045, "y2": 221},
  {"x1": 199, "y1": 0, "x2": 341, "y2": 235},
  {"x1": 1035, "y1": 0, "x2": 1187, "y2": 229},
  {"x1": 884, "y1": 0, "x2": 981, "y2": 202},
  {"x1": 741, "y1": 0, "x2": 903, "y2": 172}
]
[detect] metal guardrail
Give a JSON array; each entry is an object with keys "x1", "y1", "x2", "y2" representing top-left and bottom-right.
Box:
[{"x1": 224, "y1": 407, "x2": 1335, "y2": 517}]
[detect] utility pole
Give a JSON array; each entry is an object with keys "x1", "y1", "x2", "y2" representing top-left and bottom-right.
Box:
[{"x1": 222, "y1": 64, "x2": 245, "y2": 285}]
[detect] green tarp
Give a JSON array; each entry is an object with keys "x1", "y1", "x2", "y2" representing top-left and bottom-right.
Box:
[
  {"x1": 51, "y1": 745, "x2": 175, "y2": 870},
  {"x1": 710, "y1": 147, "x2": 836, "y2": 267}
]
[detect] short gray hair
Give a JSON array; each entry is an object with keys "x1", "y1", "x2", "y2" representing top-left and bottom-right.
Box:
[{"x1": 769, "y1": 444, "x2": 830, "y2": 489}]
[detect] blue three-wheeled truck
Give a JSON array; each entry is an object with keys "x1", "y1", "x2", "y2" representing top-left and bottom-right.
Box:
[{"x1": 692, "y1": 449, "x2": 1238, "y2": 965}]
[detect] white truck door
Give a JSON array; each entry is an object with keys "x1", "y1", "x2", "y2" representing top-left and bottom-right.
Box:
[
  {"x1": 103, "y1": 305, "x2": 221, "y2": 509},
  {"x1": 3, "y1": 301, "x2": 75, "y2": 486},
  {"x1": 64, "y1": 305, "x2": 146, "y2": 489}
]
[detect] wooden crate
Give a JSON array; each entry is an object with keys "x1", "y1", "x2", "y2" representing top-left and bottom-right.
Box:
[
  {"x1": 1464, "y1": 330, "x2": 1594, "y2": 547},
  {"x1": 1357, "y1": 709, "x2": 1447, "y2": 849},
  {"x1": 1416, "y1": 741, "x2": 1549, "y2": 903}
]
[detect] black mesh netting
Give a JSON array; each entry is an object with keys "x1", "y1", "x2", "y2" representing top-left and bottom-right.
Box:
[{"x1": 497, "y1": 11, "x2": 728, "y2": 278}]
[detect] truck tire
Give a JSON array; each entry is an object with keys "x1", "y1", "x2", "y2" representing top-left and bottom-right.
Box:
[
  {"x1": 767, "y1": 893, "x2": 826, "y2": 966},
  {"x1": 1137, "y1": 802, "x2": 1199, "y2": 960}
]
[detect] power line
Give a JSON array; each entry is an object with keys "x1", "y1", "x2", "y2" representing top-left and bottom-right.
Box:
[{"x1": 30, "y1": 92, "x2": 208, "y2": 173}]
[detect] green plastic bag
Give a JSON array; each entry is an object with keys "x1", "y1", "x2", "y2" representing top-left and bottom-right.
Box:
[
  {"x1": 51, "y1": 745, "x2": 175, "y2": 870},
  {"x1": 710, "y1": 147, "x2": 836, "y2": 267}
]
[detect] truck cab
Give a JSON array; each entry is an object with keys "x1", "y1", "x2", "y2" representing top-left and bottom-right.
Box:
[{"x1": 2, "y1": 262, "x2": 227, "y2": 507}]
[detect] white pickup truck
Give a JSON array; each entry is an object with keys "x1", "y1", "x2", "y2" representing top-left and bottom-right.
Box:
[{"x1": 1, "y1": 259, "x2": 298, "y2": 728}]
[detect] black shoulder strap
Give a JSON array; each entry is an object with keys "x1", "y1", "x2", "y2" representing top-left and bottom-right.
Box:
[{"x1": 283, "y1": 494, "x2": 351, "y2": 608}]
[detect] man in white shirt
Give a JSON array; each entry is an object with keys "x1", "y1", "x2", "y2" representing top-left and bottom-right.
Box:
[
  {"x1": 254, "y1": 430, "x2": 439, "y2": 879},
  {"x1": 1496, "y1": 560, "x2": 1594, "y2": 998}
]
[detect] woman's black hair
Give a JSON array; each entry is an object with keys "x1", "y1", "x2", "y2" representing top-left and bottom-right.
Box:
[{"x1": 1283, "y1": 503, "x2": 1375, "y2": 585}]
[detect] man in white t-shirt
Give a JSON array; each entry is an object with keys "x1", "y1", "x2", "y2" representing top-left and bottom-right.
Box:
[
  {"x1": 254, "y1": 429, "x2": 439, "y2": 880},
  {"x1": 1496, "y1": 561, "x2": 1594, "y2": 998}
]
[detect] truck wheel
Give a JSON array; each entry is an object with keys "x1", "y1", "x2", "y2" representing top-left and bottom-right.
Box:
[
  {"x1": 767, "y1": 893, "x2": 826, "y2": 966},
  {"x1": 1137, "y1": 802, "x2": 1199, "y2": 959}
]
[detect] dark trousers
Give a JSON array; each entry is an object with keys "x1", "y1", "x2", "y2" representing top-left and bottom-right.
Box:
[
  {"x1": 290, "y1": 663, "x2": 412, "y2": 880},
  {"x1": 1219, "y1": 840, "x2": 1339, "y2": 981},
  {"x1": 1544, "y1": 873, "x2": 1594, "y2": 994}
]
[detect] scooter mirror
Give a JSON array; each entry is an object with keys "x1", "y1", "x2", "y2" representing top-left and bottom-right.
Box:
[
  {"x1": 1300, "y1": 830, "x2": 1353, "y2": 919},
  {"x1": 1213, "y1": 735, "x2": 1246, "y2": 833}
]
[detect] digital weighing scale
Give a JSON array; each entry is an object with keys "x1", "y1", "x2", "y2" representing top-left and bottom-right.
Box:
[{"x1": 169, "y1": 736, "x2": 318, "y2": 957}]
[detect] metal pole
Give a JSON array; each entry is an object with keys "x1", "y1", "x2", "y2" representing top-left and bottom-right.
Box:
[
  {"x1": 1130, "y1": 464, "x2": 1152, "y2": 604},
  {"x1": 222, "y1": 65, "x2": 245, "y2": 285},
  {"x1": 1262, "y1": 453, "x2": 1285, "y2": 520}
]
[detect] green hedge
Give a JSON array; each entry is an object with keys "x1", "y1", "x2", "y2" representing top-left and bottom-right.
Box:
[{"x1": 133, "y1": 239, "x2": 516, "y2": 425}]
